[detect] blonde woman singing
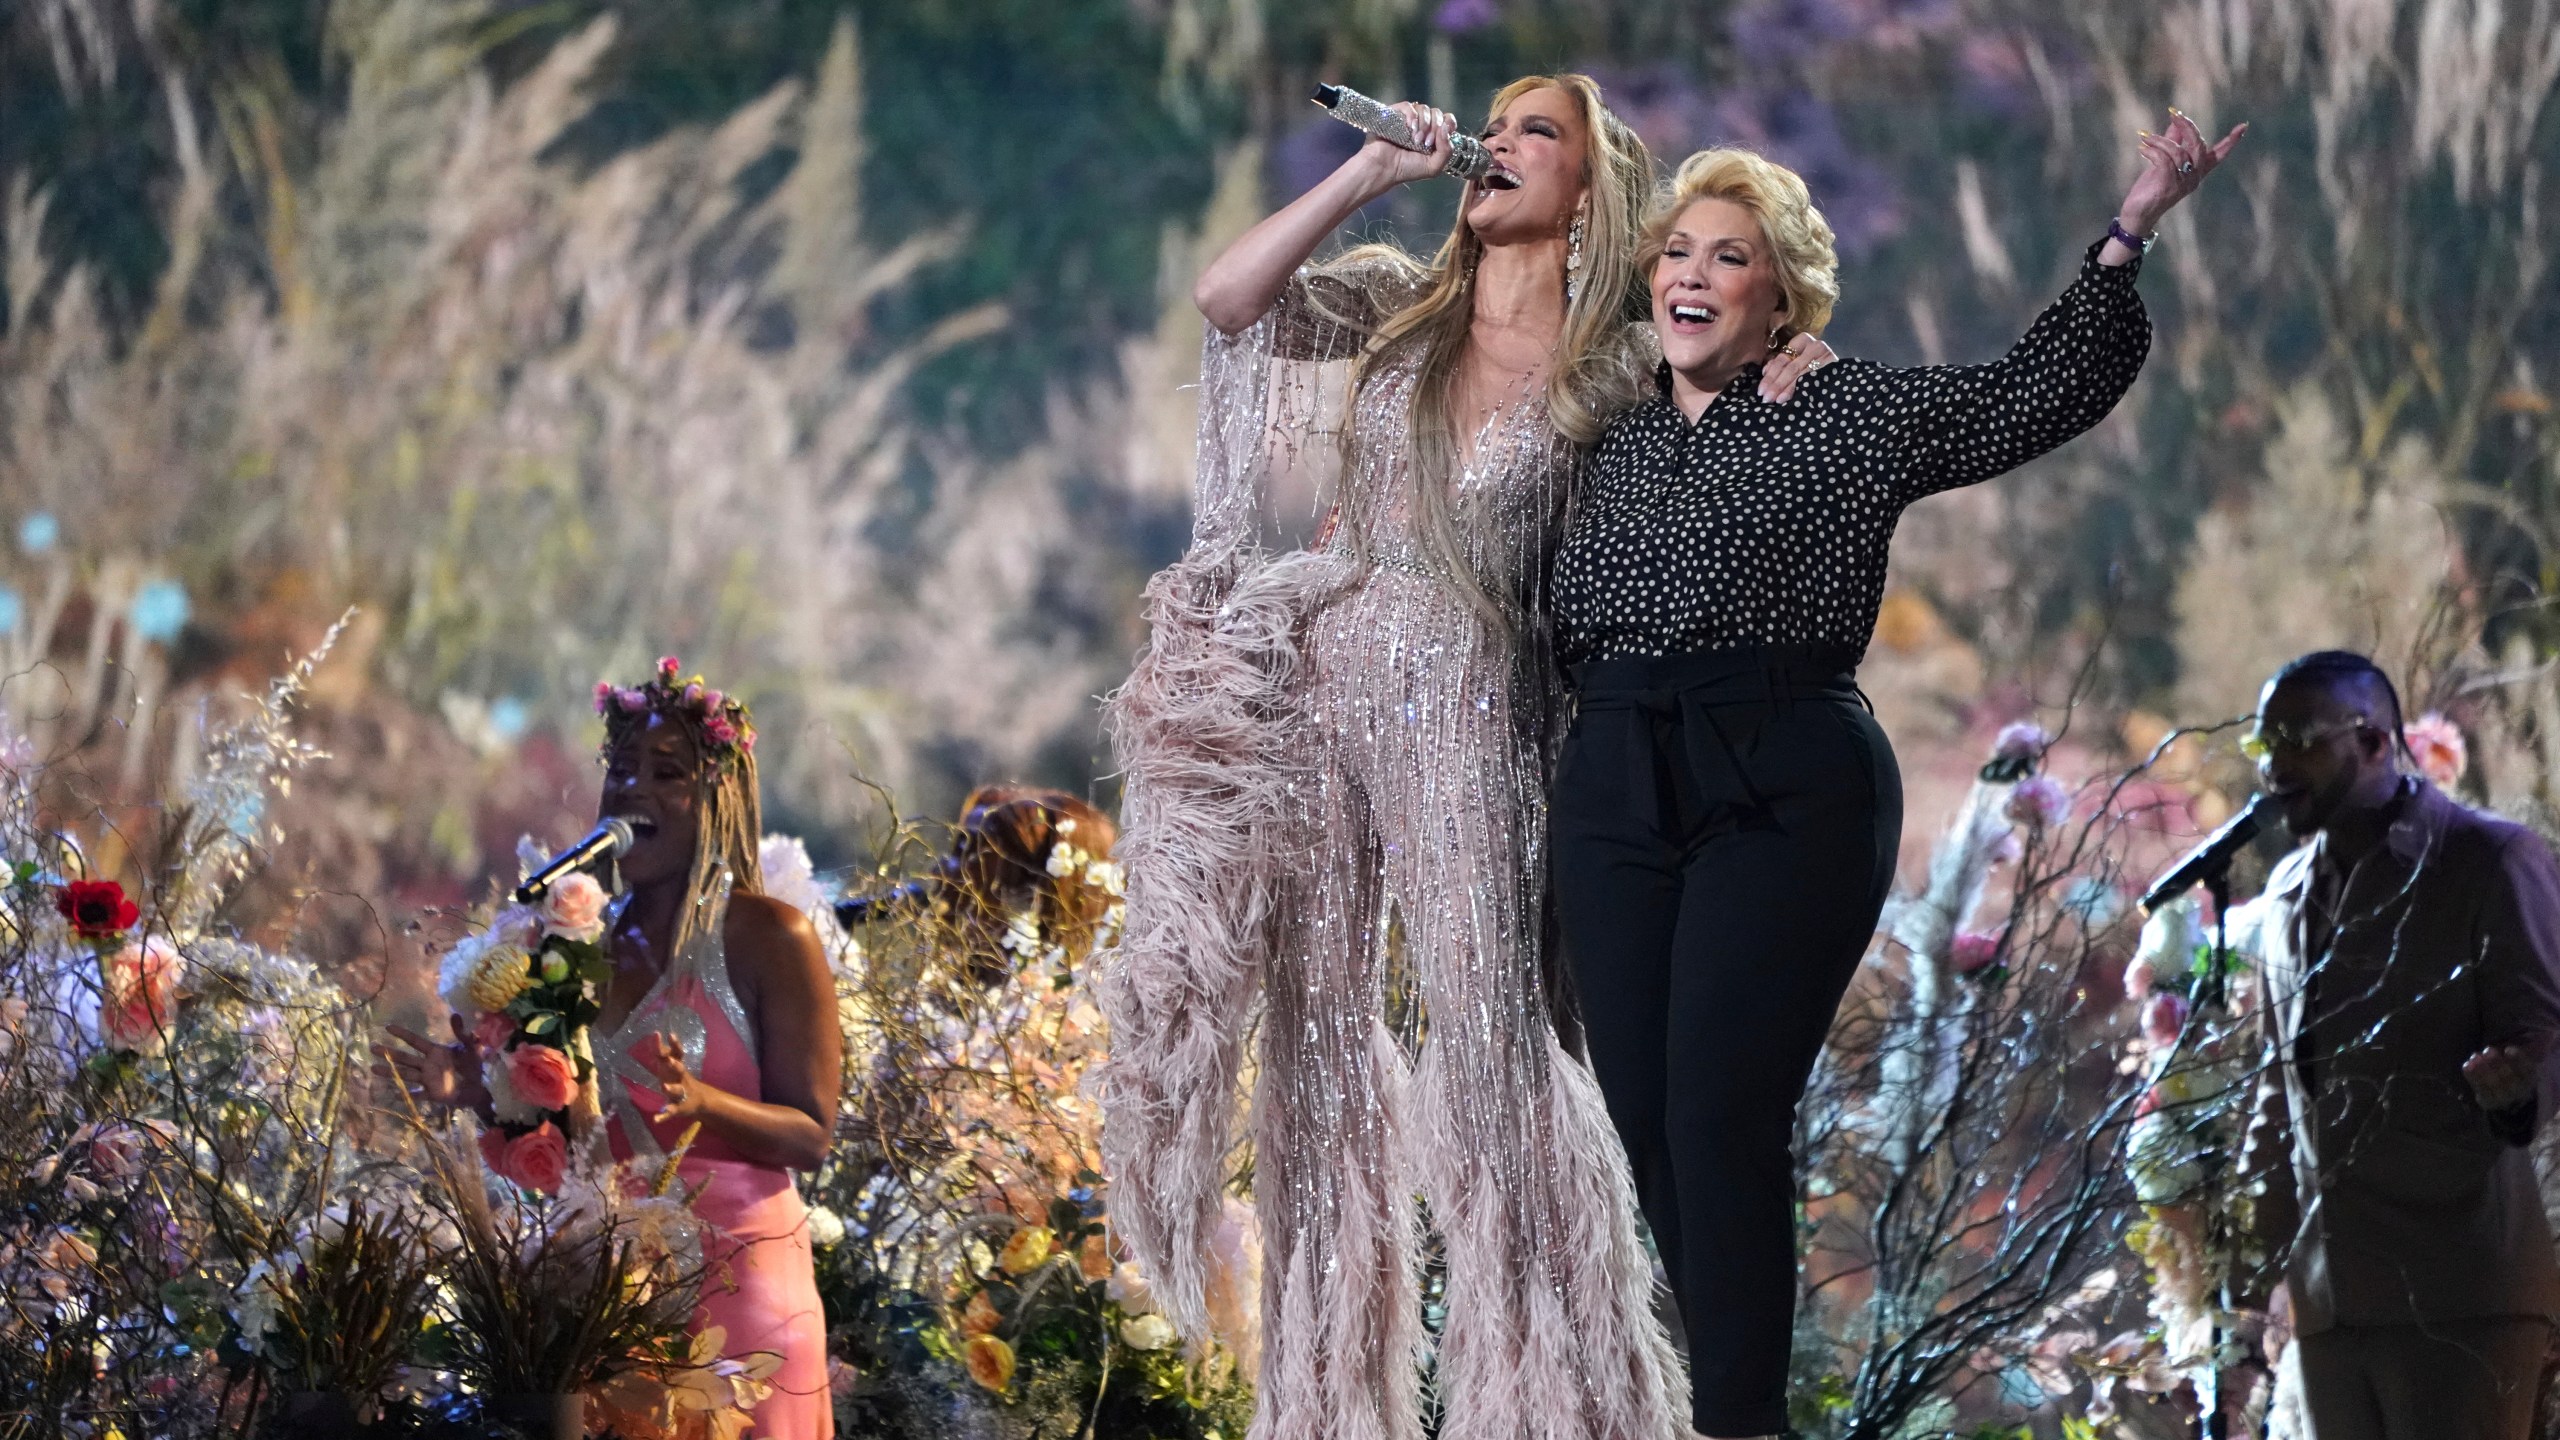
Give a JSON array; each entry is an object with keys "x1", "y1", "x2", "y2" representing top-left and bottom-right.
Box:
[{"x1": 1099, "y1": 77, "x2": 1827, "y2": 1440}]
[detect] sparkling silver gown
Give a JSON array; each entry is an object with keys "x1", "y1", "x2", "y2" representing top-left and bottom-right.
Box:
[{"x1": 1099, "y1": 256, "x2": 1685, "y2": 1440}]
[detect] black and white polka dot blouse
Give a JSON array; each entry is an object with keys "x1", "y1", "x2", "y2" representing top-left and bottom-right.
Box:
[{"x1": 1552, "y1": 241, "x2": 2150, "y2": 667}]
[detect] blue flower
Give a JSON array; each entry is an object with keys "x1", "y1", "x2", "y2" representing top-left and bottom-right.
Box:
[
  {"x1": 0, "y1": 586, "x2": 18, "y2": 637},
  {"x1": 18, "y1": 513, "x2": 58, "y2": 555},
  {"x1": 130, "y1": 580, "x2": 190, "y2": 644},
  {"x1": 488, "y1": 696, "x2": 531, "y2": 744}
]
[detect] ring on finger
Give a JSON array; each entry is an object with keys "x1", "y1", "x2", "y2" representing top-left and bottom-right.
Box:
[{"x1": 2177, "y1": 158, "x2": 2195, "y2": 175}]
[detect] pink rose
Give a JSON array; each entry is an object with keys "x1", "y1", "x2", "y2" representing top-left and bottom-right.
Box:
[
  {"x1": 2123, "y1": 955, "x2": 2157, "y2": 1001},
  {"x1": 2141, "y1": 990, "x2": 2191, "y2": 1048},
  {"x1": 473, "y1": 1010, "x2": 517, "y2": 1054},
  {"x1": 99, "y1": 938, "x2": 182, "y2": 1054},
  {"x1": 616, "y1": 688, "x2": 648, "y2": 714},
  {"x1": 703, "y1": 716, "x2": 739, "y2": 747},
  {"x1": 539, "y1": 872, "x2": 608, "y2": 939},
  {"x1": 506, "y1": 1042, "x2": 581, "y2": 1112},
  {"x1": 506, "y1": 1123, "x2": 569, "y2": 1192},
  {"x1": 657, "y1": 655, "x2": 681, "y2": 677},
  {"x1": 1950, "y1": 930, "x2": 2005, "y2": 975},
  {"x1": 592, "y1": 681, "x2": 615, "y2": 715},
  {"x1": 2403, "y1": 712, "x2": 2468, "y2": 790},
  {"x1": 2004, "y1": 775, "x2": 2073, "y2": 831},
  {"x1": 701, "y1": 689, "x2": 724, "y2": 712},
  {"x1": 479, "y1": 1121, "x2": 569, "y2": 1192}
]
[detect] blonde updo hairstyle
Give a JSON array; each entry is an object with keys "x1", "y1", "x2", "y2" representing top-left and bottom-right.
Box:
[{"x1": 1641, "y1": 148, "x2": 1839, "y2": 345}]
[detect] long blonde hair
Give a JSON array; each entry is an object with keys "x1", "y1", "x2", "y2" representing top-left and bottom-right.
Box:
[{"x1": 1327, "y1": 74, "x2": 1654, "y2": 629}]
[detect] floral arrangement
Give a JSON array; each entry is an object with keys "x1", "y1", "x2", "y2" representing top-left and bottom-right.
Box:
[
  {"x1": 435, "y1": 872, "x2": 614, "y2": 1192},
  {"x1": 2116, "y1": 891, "x2": 2270, "y2": 1391},
  {"x1": 595, "y1": 656, "x2": 757, "y2": 764},
  {"x1": 796, "y1": 798, "x2": 1255, "y2": 1440}
]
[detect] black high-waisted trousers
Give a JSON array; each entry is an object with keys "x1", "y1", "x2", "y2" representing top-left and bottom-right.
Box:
[{"x1": 1551, "y1": 643, "x2": 1902, "y2": 1437}]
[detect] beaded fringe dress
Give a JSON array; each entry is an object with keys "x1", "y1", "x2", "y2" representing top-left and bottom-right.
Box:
[{"x1": 1098, "y1": 256, "x2": 1687, "y2": 1440}]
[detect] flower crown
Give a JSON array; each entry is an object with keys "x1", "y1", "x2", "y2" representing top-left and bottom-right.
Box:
[{"x1": 593, "y1": 655, "x2": 756, "y2": 766}]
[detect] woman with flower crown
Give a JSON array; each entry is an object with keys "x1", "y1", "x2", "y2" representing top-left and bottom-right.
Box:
[
  {"x1": 1100, "y1": 76, "x2": 1831, "y2": 1440},
  {"x1": 387, "y1": 658, "x2": 840, "y2": 1438}
]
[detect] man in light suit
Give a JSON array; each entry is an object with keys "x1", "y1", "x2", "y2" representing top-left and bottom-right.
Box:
[{"x1": 2238, "y1": 650, "x2": 2560, "y2": 1438}]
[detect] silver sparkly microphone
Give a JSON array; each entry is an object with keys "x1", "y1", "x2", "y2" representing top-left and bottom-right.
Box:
[{"x1": 1310, "y1": 84, "x2": 1516, "y2": 188}]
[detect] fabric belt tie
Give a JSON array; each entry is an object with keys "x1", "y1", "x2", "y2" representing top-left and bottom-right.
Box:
[{"x1": 1568, "y1": 642, "x2": 1867, "y2": 839}]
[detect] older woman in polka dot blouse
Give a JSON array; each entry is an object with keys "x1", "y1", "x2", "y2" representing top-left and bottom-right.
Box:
[{"x1": 1547, "y1": 114, "x2": 2243, "y2": 1438}]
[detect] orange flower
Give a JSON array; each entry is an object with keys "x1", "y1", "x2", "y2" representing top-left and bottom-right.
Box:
[
  {"x1": 959, "y1": 1288, "x2": 1002, "y2": 1337},
  {"x1": 997, "y1": 1224, "x2": 1053, "y2": 1275},
  {"x1": 1078, "y1": 1232, "x2": 1112, "y2": 1281},
  {"x1": 963, "y1": 1334, "x2": 1015, "y2": 1393}
]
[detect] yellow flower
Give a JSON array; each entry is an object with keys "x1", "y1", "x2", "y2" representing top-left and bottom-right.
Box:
[
  {"x1": 964, "y1": 1334, "x2": 1015, "y2": 1393},
  {"x1": 998, "y1": 1225, "x2": 1054, "y2": 1275},
  {"x1": 464, "y1": 944, "x2": 535, "y2": 1013},
  {"x1": 959, "y1": 1288, "x2": 1002, "y2": 1337}
]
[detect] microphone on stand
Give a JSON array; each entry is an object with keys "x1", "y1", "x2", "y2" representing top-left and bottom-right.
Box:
[
  {"x1": 512, "y1": 818, "x2": 635, "y2": 906},
  {"x1": 834, "y1": 879, "x2": 933, "y2": 928},
  {"x1": 1310, "y1": 84, "x2": 1517, "y2": 188},
  {"x1": 2140, "y1": 793, "x2": 2276, "y2": 916}
]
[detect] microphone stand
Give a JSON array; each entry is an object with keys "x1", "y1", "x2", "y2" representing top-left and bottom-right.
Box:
[{"x1": 2194, "y1": 863, "x2": 2232, "y2": 1440}]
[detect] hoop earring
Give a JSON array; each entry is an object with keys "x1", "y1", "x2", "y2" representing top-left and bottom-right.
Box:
[
  {"x1": 1767, "y1": 321, "x2": 1784, "y2": 350},
  {"x1": 1564, "y1": 212, "x2": 1587, "y2": 303}
]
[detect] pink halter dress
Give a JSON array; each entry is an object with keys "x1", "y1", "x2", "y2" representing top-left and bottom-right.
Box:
[{"x1": 600, "y1": 881, "x2": 834, "y2": 1438}]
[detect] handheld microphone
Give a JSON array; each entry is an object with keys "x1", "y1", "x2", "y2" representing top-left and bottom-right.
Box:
[
  {"x1": 2140, "y1": 794, "x2": 2276, "y2": 915},
  {"x1": 1310, "y1": 84, "x2": 1514, "y2": 188},
  {"x1": 513, "y1": 817, "x2": 635, "y2": 906}
]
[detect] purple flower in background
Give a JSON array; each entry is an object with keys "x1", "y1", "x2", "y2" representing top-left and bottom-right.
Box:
[
  {"x1": 1271, "y1": 114, "x2": 1368, "y2": 210},
  {"x1": 1432, "y1": 0, "x2": 1500, "y2": 34},
  {"x1": 1728, "y1": 0, "x2": 1865, "y2": 66},
  {"x1": 1706, "y1": 86, "x2": 1904, "y2": 254},
  {"x1": 1578, "y1": 64, "x2": 1721, "y2": 161},
  {"x1": 1955, "y1": 32, "x2": 2038, "y2": 119}
]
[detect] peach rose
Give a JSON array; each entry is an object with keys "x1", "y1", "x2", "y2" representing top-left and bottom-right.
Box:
[
  {"x1": 963, "y1": 1334, "x2": 1015, "y2": 1393},
  {"x1": 504, "y1": 1122, "x2": 569, "y2": 1193},
  {"x1": 99, "y1": 938, "x2": 182, "y2": 1055},
  {"x1": 539, "y1": 873, "x2": 609, "y2": 941},
  {"x1": 2404, "y1": 712, "x2": 2468, "y2": 790},
  {"x1": 507, "y1": 1043, "x2": 581, "y2": 1112},
  {"x1": 959, "y1": 1288, "x2": 1002, "y2": 1337}
]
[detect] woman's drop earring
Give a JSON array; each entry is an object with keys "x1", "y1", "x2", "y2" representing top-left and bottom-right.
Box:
[{"x1": 1564, "y1": 211, "x2": 1587, "y2": 303}]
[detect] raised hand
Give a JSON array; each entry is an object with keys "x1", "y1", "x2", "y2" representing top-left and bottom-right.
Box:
[
  {"x1": 1361, "y1": 101, "x2": 1461, "y2": 190},
  {"x1": 375, "y1": 1014, "x2": 490, "y2": 1114},
  {"x1": 2121, "y1": 107, "x2": 2246, "y2": 236}
]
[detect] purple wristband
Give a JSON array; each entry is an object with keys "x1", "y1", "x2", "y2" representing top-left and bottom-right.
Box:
[{"x1": 2107, "y1": 217, "x2": 2156, "y2": 254}]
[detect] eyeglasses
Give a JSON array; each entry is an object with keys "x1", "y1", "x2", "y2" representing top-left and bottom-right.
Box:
[{"x1": 2239, "y1": 716, "x2": 2371, "y2": 763}]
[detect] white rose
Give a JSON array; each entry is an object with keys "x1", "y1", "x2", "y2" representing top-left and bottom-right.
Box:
[
  {"x1": 806, "y1": 1206, "x2": 847, "y2": 1249},
  {"x1": 1119, "y1": 1313, "x2": 1178, "y2": 1351},
  {"x1": 1107, "y1": 1261, "x2": 1155, "y2": 1316}
]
